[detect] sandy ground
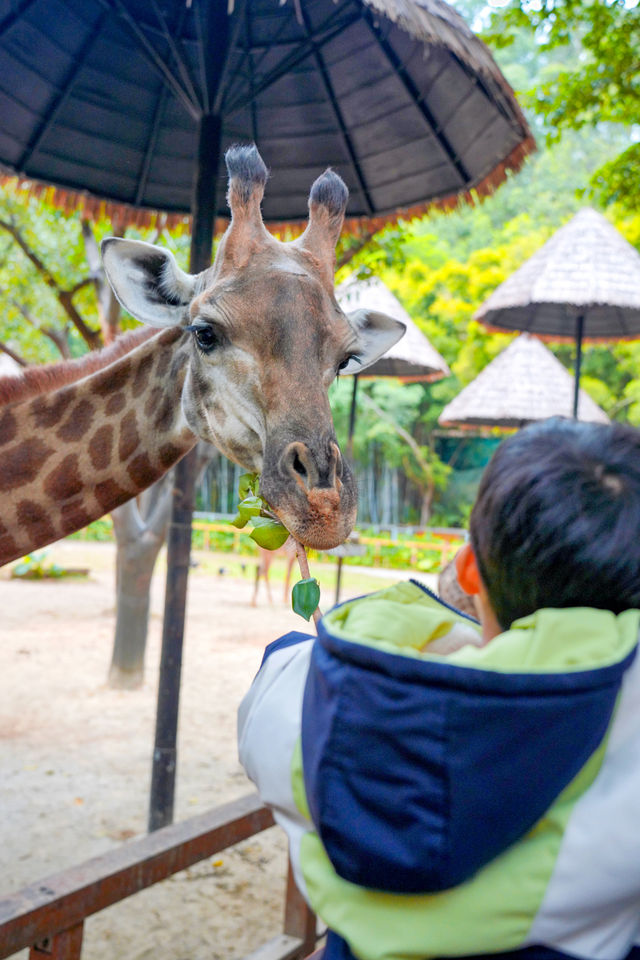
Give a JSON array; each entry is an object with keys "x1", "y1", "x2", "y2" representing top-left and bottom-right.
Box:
[{"x1": 0, "y1": 540, "x2": 429, "y2": 960}]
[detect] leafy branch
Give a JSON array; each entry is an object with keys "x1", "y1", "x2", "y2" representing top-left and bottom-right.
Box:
[
  {"x1": 0, "y1": 215, "x2": 102, "y2": 350},
  {"x1": 231, "y1": 473, "x2": 322, "y2": 625}
]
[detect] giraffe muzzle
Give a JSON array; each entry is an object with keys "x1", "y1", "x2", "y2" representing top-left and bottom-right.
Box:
[{"x1": 260, "y1": 438, "x2": 357, "y2": 550}]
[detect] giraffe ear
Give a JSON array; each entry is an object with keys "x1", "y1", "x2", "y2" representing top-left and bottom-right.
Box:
[
  {"x1": 101, "y1": 238, "x2": 196, "y2": 328},
  {"x1": 341, "y1": 309, "x2": 406, "y2": 374}
]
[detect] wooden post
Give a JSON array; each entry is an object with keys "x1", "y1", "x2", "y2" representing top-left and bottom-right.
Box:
[
  {"x1": 149, "y1": 4, "x2": 229, "y2": 833},
  {"x1": 283, "y1": 860, "x2": 317, "y2": 958},
  {"x1": 30, "y1": 925, "x2": 83, "y2": 960}
]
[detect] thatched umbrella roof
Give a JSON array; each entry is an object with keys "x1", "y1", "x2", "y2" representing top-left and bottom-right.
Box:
[
  {"x1": 0, "y1": 0, "x2": 533, "y2": 231},
  {"x1": 475, "y1": 208, "x2": 640, "y2": 340},
  {"x1": 438, "y1": 334, "x2": 609, "y2": 428},
  {"x1": 337, "y1": 275, "x2": 450, "y2": 381}
]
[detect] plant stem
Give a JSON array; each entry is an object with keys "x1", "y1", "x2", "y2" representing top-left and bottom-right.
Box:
[{"x1": 293, "y1": 538, "x2": 322, "y2": 628}]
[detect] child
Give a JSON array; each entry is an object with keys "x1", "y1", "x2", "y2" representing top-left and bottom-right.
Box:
[{"x1": 238, "y1": 417, "x2": 640, "y2": 960}]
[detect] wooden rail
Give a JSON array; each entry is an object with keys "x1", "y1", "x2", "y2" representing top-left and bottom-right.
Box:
[{"x1": 0, "y1": 793, "x2": 317, "y2": 960}]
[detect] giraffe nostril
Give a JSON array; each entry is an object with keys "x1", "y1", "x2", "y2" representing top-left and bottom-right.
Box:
[
  {"x1": 281, "y1": 442, "x2": 318, "y2": 490},
  {"x1": 279, "y1": 440, "x2": 345, "y2": 491},
  {"x1": 292, "y1": 450, "x2": 308, "y2": 481},
  {"x1": 332, "y1": 442, "x2": 343, "y2": 481}
]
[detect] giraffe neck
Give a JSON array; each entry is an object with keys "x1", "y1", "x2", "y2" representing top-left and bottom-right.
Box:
[{"x1": 0, "y1": 327, "x2": 196, "y2": 566}]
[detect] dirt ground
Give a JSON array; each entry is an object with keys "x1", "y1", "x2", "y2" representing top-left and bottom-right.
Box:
[{"x1": 0, "y1": 540, "x2": 425, "y2": 960}]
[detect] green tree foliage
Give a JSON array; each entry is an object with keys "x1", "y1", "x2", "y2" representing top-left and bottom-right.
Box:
[
  {"x1": 485, "y1": 0, "x2": 640, "y2": 211},
  {"x1": 0, "y1": 180, "x2": 191, "y2": 364},
  {"x1": 375, "y1": 203, "x2": 640, "y2": 431},
  {"x1": 0, "y1": 183, "x2": 98, "y2": 363},
  {"x1": 334, "y1": 102, "x2": 640, "y2": 526}
]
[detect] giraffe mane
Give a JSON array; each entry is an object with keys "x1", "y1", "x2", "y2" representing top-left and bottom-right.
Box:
[{"x1": 0, "y1": 327, "x2": 156, "y2": 407}]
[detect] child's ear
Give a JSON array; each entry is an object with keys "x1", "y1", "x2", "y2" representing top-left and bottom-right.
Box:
[{"x1": 455, "y1": 543, "x2": 481, "y2": 596}]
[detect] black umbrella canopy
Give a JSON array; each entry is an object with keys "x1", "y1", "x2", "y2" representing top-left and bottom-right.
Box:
[{"x1": 0, "y1": 0, "x2": 533, "y2": 228}]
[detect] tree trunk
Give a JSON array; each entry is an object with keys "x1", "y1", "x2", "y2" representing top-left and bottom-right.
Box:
[
  {"x1": 108, "y1": 443, "x2": 215, "y2": 689},
  {"x1": 419, "y1": 480, "x2": 435, "y2": 528},
  {"x1": 81, "y1": 219, "x2": 123, "y2": 345},
  {"x1": 108, "y1": 481, "x2": 173, "y2": 689}
]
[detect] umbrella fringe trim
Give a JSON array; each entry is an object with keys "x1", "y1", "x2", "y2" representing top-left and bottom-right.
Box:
[{"x1": 0, "y1": 134, "x2": 535, "y2": 236}]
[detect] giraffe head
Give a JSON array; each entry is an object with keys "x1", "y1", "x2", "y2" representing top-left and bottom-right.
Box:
[{"x1": 101, "y1": 145, "x2": 404, "y2": 549}]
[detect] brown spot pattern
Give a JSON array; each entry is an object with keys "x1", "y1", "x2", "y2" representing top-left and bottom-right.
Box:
[
  {"x1": 57, "y1": 399, "x2": 95, "y2": 443},
  {"x1": 60, "y1": 501, "x2": 93, "y2": 535},
  {"x1": 158, "y1": 443, "x2": 182, "y2": 468},
  {"x1": 169, "y1": 352, "x2": 186, "y2": 384},
  {"x1": 155, "y1": 349, "x2": 172, "y2": 380},
  {"x1": 127, "y1": 453, "x2": 157, "y2": 489},
  {"x1": 44, "y1": 454, "x2": 83, "y2": 502},
  {"x1": 154, "y1": 395, "x2": 174, "y2": 433},
  {"x1": 93, "y1": 362, "x2": 133, "y2": 396},
  {"x1": 132, "y1": 354, "x2": 154, "y2": 398},
  {"x1": 105, "y1": 392, "x2": 127, "y2": 416},
  {"x1": 89, "y1": 425, "x2": 114, "y2": 471},
  {"x1": 0, "y1": 409, "x2": 17, "y2": 445},
  {"x1": 118, "y1": 410, "x2": 140, "y2": 462},
  {"x1": 17, "y1": 500, "x2": 56, "y2": 542},
  {"x1": 144, "y1": 385, "x2": 164, "y2": 419},
  {"x1": 95, "y1": 478, "x2": 132, "y2": 511},
  {"x1": 192, "y1": 371, "x2": 213, "y2": 407},
  {"x1": 31, "y1": 390, "x2": 76, "y2": 428},
  {"x1": 212, "y1": 401, "x2": 228, "y2": 426},
  {"x1": 0, "y1": 533, "x2": 20, "y2": 563},
  {"x1": 0, "y1": 438, "x2": 54, "y2": 491}
]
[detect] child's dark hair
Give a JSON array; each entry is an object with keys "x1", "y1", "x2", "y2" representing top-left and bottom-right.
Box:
[{"x1": 469, "y1": 417, "x2": 640, "y2": 630}]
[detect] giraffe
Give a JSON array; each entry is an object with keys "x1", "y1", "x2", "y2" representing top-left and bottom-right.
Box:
[{"x1": 0, "y1": 145, "x2": 404, "y2": 568}]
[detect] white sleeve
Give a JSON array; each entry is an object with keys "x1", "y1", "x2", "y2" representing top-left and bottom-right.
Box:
[{"x1": 238, "y1": 637, "x2": 315, "y2": 895}]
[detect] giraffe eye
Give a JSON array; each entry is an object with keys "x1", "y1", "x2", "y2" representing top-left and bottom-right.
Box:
[
  {"x1": 337, "y1": 354, "x2": 361, "y2": 374},
  {"x1": 186, "y1": 323, "x2": 220, "y2": 353}
]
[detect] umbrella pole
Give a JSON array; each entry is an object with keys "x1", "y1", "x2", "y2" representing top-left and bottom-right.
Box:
[
  {"x1": 572, "y1": 314, "x2": 585, "y2": 420},
  {"x1": 347, "y1": 374, "x2": 359, "y2": 456},
  {"x1": 148, "y1": 113, "x2": 223, "y2": 833},
  {"x1": 336, "y1": 375, "x2": 360, "y2": 604}
]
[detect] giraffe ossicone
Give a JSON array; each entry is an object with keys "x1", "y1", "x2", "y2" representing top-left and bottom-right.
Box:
[{"x1": 0, "y1": 144, "x2": 405, "y2": 566}]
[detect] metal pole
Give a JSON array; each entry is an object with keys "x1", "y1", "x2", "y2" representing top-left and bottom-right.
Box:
[
  {"x1": 335, "y1": 375, "x2": 361, "y2": 605},
  {"x1": 572, "y1": 314, "x2": 584, "y2": 420},
  {"x1": 347, "y1": 374, "x2": 359, "y2": 457},
  {"x1": 334, "y1": 558, "x2": 344, "y2": 606},
  {"x1": 148, "y1": 110, "x2": 223, "y2": 833}
]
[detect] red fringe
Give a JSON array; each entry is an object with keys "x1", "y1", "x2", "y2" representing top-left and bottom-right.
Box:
[{"x1": 0, "y1": 132, "x2": 536, "y2": 237}]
